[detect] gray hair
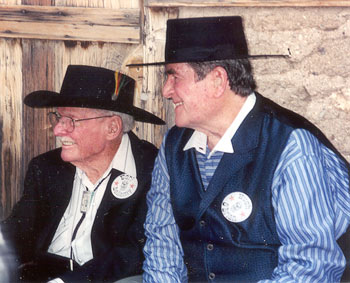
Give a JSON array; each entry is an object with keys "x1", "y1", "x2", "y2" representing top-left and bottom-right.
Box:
[
  {"x1": 94, "y1": 109, "x2": 135, "y2": 133},
  {"x1": 188, "y1": 59, "x2": 256, "y2": 97}
]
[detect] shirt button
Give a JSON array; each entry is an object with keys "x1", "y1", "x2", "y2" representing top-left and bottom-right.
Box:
[
  {"x1": 209, "y1": 272, "x2": 215, "y2": 280},
  {"x1": 207, "y1": 243, "x2": 214, "y2": 251},
  {"x1": 199, "y1": 220, "x2": 205, "y2": 226}
]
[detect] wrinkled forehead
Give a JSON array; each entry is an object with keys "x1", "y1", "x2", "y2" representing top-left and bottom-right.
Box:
[
  {"x1": 56, "y1": 106, "x2": 100, "y2": 117},
  {"x1": 165, "y1": 62, "x2": 194, "y2": 75}
]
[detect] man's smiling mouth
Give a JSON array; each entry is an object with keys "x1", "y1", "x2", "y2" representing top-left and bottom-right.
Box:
[
  {"x1": 174, "y1": 101, "x2": 183, "y2": 108},
  {"x1": 60, "y1": 138, "x2": 75, "y2": 146}
]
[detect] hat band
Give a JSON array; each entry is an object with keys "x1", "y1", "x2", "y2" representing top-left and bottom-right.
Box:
[{"x1": 165, "y1": 44, "x2": 247, "y2": 63}]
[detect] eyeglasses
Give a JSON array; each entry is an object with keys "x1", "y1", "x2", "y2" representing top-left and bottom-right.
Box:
[{"x1": 48, "y1": 112, "x2": 113, "y2": 133}]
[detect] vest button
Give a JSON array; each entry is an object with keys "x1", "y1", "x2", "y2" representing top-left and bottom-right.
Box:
[
  {"x1": 208, "y1": 272, "x2": 215, "y2": 280},
  {"x1": 199, "y1": 220, "x2": 205, "y2": 226},
  {"x1": 207, "y1": 243, "x2": 214, "y2": 251}
]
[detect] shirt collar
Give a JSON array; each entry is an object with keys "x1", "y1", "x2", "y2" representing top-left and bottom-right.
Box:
[
  {"x1": 110, "y1": 133, "x2": 136, "y2": 177},
  {"x1": 77, "y1": 133, "x2": 136, "y2": 186},
  {"x1": 183, "y1": 93, "x2": 256, "y2": 157}
]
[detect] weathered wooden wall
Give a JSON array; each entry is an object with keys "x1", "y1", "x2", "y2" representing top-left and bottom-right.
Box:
[
  {"x1": 0, "y1": 0, "x2": 160, "y2": 219},
  {"x1": 0, "y1": 38, "x2": 22, "y2": 218}
]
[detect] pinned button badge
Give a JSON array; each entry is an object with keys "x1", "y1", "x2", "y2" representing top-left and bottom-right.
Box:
[
  {"x1": 111, "y1": 174, "x2": 138, "y2": 199},
  {"x1": 221, "y1": 192, "x2": 252, "y2": 223}
]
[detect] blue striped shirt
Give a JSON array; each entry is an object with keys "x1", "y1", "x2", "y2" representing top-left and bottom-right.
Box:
[
  {"x1": 143, "y1": 129, "x2": 350, "y2": 283},
  {"x1": 196, "y1": 149, "x2": 223, "y2": 190}
]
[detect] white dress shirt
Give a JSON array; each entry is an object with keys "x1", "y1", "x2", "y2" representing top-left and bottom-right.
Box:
[
  {"x1": 183, "y1": 93, "x2": 256, "y2": 157},
  {"x1": 48, "y1": 133, "x2": 136, "y2": 266}
]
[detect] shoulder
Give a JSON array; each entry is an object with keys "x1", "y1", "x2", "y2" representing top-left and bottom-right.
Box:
[
  {"x1": 165, "y1": 126, "x2": 193, "y2": 147},
  {"x1": 31, "y1": 148, "x2": 62, "y2": 162},
  {"x1": 27, "y1": 148, "x2": 74, "y2": 175},
  {"x1": 276, "y1": 128, "x2": 349, "y2": 176},
  {"x1": 28, "y1": 148, "x2": 61, "y2": 167},
  {"x1": 257, "y1": 93, "x2": 340, "y2": 152},
  {"x1": 167, "y1": 126, "x2": 190, "y2": 137},
  {"x1": 128, "y1": 132, "x2": 160, "y2": 176},
  {"x1": 128, "y1": 131, "x2": 158, "y2": 158},
  {"x1": 276, "y1": 129, "x2": 325, "y2": 172},
  {"x1": 286, "y1": 129, "x2": 323, "y2": 157},
  {"x1": 22, "y1": 148, "x2": 75, "y2": 197}
]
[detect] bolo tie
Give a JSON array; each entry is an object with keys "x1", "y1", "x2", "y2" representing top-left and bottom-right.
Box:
[
  {"x1": 69, "y1": 171, "x2": 112, "y2": 271},
  {"x1": 68, "y1": 136, "x2": 131, "y2": 271}
]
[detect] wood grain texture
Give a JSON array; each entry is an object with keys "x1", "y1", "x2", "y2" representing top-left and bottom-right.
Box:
[
  {"x1": 0, "y1": 38, "x2": 22, "y2": 218},
  {"x1": 132, "y1": 8, "x2": 178, "y2": 148},
  {"x1": 145, "y1": 0, "x2": 350, "y2": 7},
  {"x1": 55, "y1": 0, "x2": 139, "y2": 9},
  {"x1": 22, "y1": 39, "x2": 56, "y2": 173},
  {"x1": 0, "y1": 0, "x2": 21, "y2": 4},
  {"x1": 0, "y1": 5, "x2": 140, "y2": 43},
  {"x1": 0, "y1": 1, "x2": 159, "y2": 221}
]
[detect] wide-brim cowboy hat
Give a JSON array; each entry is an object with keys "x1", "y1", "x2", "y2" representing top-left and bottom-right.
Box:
[
  {"x1": 127, "y1": 16, "x2": 288, "y2": 67},
  {"x1": 24, "y1": 65, "x2": 165, "y2": 125}
]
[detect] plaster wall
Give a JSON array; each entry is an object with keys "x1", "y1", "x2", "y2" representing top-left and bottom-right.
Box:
[{"x1": 179, "y1": 7, "x2": 350, "y2": 160}]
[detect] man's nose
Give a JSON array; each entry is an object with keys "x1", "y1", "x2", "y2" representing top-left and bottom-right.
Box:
[
  {"x1": 53, "y1": 120, "x2": 68, "y2": 136},
  {"x1": 162, "y1": 77, "x2": 174, "y2": 99}
]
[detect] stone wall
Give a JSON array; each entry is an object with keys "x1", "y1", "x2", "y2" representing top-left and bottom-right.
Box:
[{"x1": 179, "y1": 7, "x2": 350, "y2": 161}]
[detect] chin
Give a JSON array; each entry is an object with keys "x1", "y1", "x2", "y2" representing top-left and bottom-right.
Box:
[
  {"x1": 175, "y1": 118, "x2": 186, "y2": 128},
  {"x1": 60, "y1": 151, "x2": 76, "y2": 163},
  {"x1": 175, "y1": 120, "x2": 191, "y2": 129},
  {"x1": 60, "y1": 155, "x2": 73, "y2": 163}
]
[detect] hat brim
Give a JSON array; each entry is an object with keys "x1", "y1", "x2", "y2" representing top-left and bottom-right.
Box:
[
  {"x1": 126, "y1": 54, "x2": 290, "y2": 67},
  {"x1": 24, "y1": 91, "x2": 165, "y2": 125}
]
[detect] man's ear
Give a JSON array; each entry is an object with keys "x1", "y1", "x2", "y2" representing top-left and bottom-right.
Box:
[
  {"x1": 106, "y1": 115, "x2": 123, "y2": 140},
  {"x1": 211, "y1": 66, "x2": 229, "y2": 98}
]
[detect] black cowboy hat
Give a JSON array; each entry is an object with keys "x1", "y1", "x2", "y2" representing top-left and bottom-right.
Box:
[
  {"x1": 128, "y1": 16, "x2": 288, "y2": 67},
  {"x1": 24, "y1": 65, "x2": 165, "y2": 125}
]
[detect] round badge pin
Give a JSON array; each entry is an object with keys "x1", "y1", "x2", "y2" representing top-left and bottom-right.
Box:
[
  {"x1": 221, "y1": 192, "x2": 252, "y2": 223},
  {"x1": 111, "y1": 174, "x2": 138, "y2": 199}
]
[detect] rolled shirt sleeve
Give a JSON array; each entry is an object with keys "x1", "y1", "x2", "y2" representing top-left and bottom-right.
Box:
[
  {"x1": 143, "y1": 133, "x2": 188, "y2": 283},
  {"x1": 260, "y1": 129, "x2": 350, "y2": 282},
  {"x1": 144, "y1": 128, "x2": 350, "y2": 282}
]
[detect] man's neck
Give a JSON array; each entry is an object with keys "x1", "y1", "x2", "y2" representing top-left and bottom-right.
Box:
[
  {"x1": 205, "y1": 94, "x2": 248, "y2": 150},
  {"x1": 74, "y1": 141, "x2": 121, "y2": 185}
]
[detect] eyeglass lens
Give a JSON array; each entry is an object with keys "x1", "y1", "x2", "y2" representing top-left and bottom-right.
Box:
[{"x1": 48, "y1": 112, "x2": 74, "y2": 132}]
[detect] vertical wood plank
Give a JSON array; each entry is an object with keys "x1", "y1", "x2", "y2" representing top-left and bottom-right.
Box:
[
  {"x1": 119, "y1": 0, "x2": 140, "y2": 8},
  {"x1": 54, "y1": 0, "x2": 167, "y2": 148},
  {"x1": 134, "y1": 8, "x2": 178, "y2": 147},
  {"x1": 55, "y1": 0, "x2": 140, "y2": 8},
  {"x1": 0, "y1": 0, "x2": 21, "y2": 4},
  {"x1": 22, "y1": 0, "x2": 54, "y2": 5},
  {"x1": 0, "y1": 0, "x2": 21, "y2": 219},
  {"x1": 21, "y1": 39, "x2": 56, "y2": 189},
  {"x1": 1, "y1": 0, "x2": 152, "y2": 220},
  {"x1": 19, "y1": 0, "x2": 56, "y2": 220},
  {"x1": 0, "y1": 38, "x2": 22, "y2": 219}
]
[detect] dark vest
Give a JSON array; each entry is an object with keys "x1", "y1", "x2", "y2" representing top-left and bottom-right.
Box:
[{"x1": 165, "y1": 93, "x2": 349, "y2": 282}]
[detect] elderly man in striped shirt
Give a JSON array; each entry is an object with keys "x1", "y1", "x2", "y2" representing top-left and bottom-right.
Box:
[{"x1": 129, "y1": 16, "x2": 350, "y2": 282}]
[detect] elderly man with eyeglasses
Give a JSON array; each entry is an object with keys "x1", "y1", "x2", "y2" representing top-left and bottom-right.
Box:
[{"x1": 1, "y1": 65, "x2": 164, "y2": 282}]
